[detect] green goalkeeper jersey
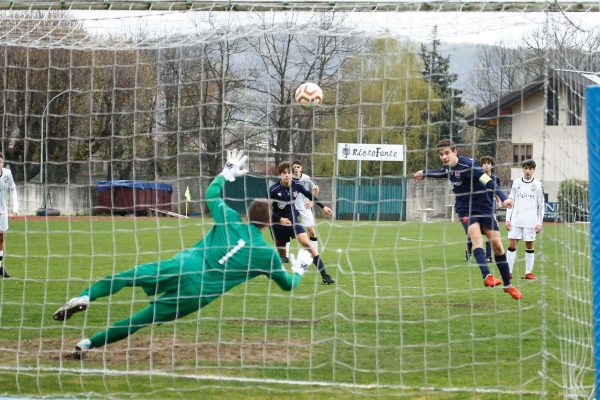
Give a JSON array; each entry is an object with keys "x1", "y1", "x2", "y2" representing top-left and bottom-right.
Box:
[
  {"x1": 78, "y1": 173, "x2": 302, "y2": 350},
  {"x1": 165, "y1": 174, "x2": 300, "y2": 301}
]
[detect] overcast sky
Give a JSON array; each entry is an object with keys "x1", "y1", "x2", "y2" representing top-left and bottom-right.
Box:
[{"x1": 73, "y1": 10, "x2": 598, "y2": 47}]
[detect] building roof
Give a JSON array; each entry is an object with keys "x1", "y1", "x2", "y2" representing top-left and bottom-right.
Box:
[{"x1": 465, "y1": 70, "x2": 600, "y2": 127}]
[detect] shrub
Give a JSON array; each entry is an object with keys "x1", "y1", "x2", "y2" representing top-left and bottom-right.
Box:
[{"x1": 558, "y1": 179, "x2": 589, "y2": 222}]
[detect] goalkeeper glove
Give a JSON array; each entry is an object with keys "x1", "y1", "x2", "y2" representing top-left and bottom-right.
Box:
[
  {"x1": 220, "y1": 149, "x2": 249, "y2": 182},
  {"x1": 290, "y1": 249, "x2": 312, "y2": 276}
]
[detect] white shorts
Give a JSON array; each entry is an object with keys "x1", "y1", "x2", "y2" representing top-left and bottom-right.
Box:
[
  {"x1": 0, "y1": 213, "x2": 8, "y2": 232},
  {"x1": 508, "y1": 227, "x2": 536, "y2": 241},
  {"x1": 296, "y1": 208, "x2": 315, "y2": 227}
]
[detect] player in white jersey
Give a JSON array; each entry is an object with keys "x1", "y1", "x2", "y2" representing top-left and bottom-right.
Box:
[
  {"x1": 0, "y1": 155, "x2": 18, "y2": 278},
  {"x1": 291, "y1": 161, "x2": 321, "y2": 255},
  {"x1": 505, "y1": 159, "x2": 544, "y2": 280}
]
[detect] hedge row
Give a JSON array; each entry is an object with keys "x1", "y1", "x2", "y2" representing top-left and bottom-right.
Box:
[{"x1": 557, "y1": 179, "x2": 589, "y2": 222}]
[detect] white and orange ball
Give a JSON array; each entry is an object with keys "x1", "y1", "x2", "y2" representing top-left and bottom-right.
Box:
[{"x1": 295, "y1": 82, "x2": 323, "y2": 108}]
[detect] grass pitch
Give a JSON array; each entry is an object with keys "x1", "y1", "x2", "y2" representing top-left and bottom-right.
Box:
[{"x1": 0, "y1": 217, "x2": 593, "y2": 399}]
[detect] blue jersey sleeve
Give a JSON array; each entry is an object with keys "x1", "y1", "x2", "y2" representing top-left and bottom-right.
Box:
[
  {"x1": 424, "y1": 167, "x2": 448, "y2": 179},
  {"x1": 470, "y1": 163, "x2": 485, "y2": 181},
  {"x1": 480, "y1": 173, "x2": 507, "y2": 202},
  {"x1": 489, "y1": 180, "x2": 507, "y2": 202}
]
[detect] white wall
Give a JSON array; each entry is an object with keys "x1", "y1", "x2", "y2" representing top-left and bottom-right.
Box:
[
  {"x1": 13, "y1": 178, "x2": 519, "y2": 222},
  {"x1": 508, "y1": 88, "x2": 588, "y2": 202},
  {"x1": 15, "y1": 178, "x2": 199, "y2": 216}
]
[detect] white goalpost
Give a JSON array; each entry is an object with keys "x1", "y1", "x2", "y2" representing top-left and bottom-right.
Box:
[{"x1": 0, "y1": 2, "x2": 597, "y2": 398}]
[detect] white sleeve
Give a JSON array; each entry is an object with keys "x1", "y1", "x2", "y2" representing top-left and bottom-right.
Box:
[
  {"x1": 537, "y1": 181, "x2": 545, "y2": 225},
  {"x1": 508, "y1": 180, "x2": 516, "y2": 200},
  {"x1": 506, "y1": 181, "x2": 516, "y2": 221},
  {"x1": 9, "y1": 172, "x2": 17, "y2": 214},
  {"x1": 305, "y1": 175, "x2": 316, "y2": 192},
  {"x1": 10, "y1": 186, "x2": 18, "y2": 214}
]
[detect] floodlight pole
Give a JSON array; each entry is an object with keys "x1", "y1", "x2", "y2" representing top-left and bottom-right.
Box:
[{"x1": 37, "y1": 88, "x2": 83, "y2": 216}]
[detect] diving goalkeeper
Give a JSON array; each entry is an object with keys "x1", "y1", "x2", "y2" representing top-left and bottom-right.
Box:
[{"x1": 52, "y1": 150, "x2": 313, "y2": 359}]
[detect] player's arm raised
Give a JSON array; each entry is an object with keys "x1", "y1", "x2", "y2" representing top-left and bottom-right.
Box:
[{"x1": 207, "y1": 150, "x2": 248, "y2": 223}]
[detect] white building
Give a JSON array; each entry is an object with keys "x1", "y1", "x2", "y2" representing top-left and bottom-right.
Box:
[{"x1": 466, "y1": 70, "x2": 599, "y2": 201}]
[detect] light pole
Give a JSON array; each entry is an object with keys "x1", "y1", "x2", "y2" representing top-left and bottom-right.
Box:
[{"x1": 37, "y1": 88, "x2": 82, "y2": 216}]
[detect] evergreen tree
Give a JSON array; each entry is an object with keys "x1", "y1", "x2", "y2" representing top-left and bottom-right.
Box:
[{"x1": 420, "y1": 26, "x2": 465, "y2": 141}]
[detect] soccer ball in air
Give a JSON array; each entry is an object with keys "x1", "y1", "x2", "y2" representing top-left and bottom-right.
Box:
[{"x1": 295, "y1": 82, "x2": 323, "y2": 108}]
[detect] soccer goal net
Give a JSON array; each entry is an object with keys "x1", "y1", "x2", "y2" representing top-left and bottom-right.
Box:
[{"x1": 0, "y1": 2, "x2": 597, "y2": 398}]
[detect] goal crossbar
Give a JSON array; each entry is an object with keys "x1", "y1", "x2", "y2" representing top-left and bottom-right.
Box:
[{"x1": 2, "y1": 0, "x2": 600, "y2": 12}]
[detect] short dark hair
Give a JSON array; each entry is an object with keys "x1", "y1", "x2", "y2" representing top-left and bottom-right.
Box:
[
  {"x1": 436, "y1": 139, "x2": 456, "y2": 151},
  {"x1": 248, "y1": 199, "x2": 270, "y2": 228},
  {"x1": 480, "y1": 155, "x2": 495, "y2": 166},
  {"x1": 277, "y1": 161, "x2": 291, "y2": 174},
  {"x1": 522, "y1": 159, "x2": 536, "y2": 169},
  {"x1": 292, "y1": 160, "x2": 302, "y2": 167}
]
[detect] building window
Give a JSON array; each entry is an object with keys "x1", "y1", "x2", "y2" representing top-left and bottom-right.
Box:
[
  {"x1": 568, "y1": 91, "x2": 582, "y2": 126},
  {"x1": 513, "y1": 144, "x2": 533, "y2": 166}
]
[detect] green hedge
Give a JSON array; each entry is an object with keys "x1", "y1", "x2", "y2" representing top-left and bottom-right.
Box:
[{"x1": 557, "y1": 179, "x2": 589, "y2": 222}]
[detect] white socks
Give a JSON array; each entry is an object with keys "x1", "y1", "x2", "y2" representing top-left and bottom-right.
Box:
[
  {"x1": 507, "y1": 249, "x2": 516, "y2": 274},
  {"x1": 525, "y1": 251, "x2": 535, "y2": 274},
  {"x1": 506, "y1": 249, "x2": 535, "y2": 274}
]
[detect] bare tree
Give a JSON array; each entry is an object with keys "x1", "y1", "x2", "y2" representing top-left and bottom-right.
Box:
[
  {"x1": 83, "y1": 48, "x2": 157, "y2": 181},
  {"x1": 525, "y1": 18, "x2": 600, "y2": 72},
  {"x1": 246, "y1": 13, "x2": 358, "y2": 165},
  {"x1": 464, "y1": 43, "x2": 533, "y2": 107},
  {"x1": 466, "y1": 17, "x2": 600, "y2": 107},
  {"x1": 1, "y1": 13, "x2": 157, "y2": 184},
  {"x1": 158, "y1": 20, "x2": 252, "y2": 177},
  {"x1": 292, "y1": 15, "x2": 360, "y2": 157}
]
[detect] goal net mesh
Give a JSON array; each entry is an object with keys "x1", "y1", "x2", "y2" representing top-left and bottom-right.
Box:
[{"x1": 0, "y1": 3, "x2": 596, "y2": 398}]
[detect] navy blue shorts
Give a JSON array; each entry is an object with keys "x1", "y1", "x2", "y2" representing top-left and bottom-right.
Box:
[
  {"x1": 271, "y1": 223, "x2": 306, "y2": 247},
  {"x1": 459, "y1": 214, "x2": 499, "y2": 232}
]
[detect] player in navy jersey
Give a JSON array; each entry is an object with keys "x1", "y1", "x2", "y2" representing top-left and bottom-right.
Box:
[
  {"x1": 466, "y1": 155, "x2": 502, "y2": 263},
  {"x1": 268, "y1": 161, "x2": 335, "y2": 285},
  {"x1": 464, "y1": 156, "x2": 500, "y2": 262},
  {"x1": 414, "y1": 139, "x2": 522, "y2": 300}
]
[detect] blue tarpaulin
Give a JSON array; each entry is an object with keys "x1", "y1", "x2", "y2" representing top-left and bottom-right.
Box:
[{"x1": 96, "y1": 180, "x2": 173, "y2": 193}]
